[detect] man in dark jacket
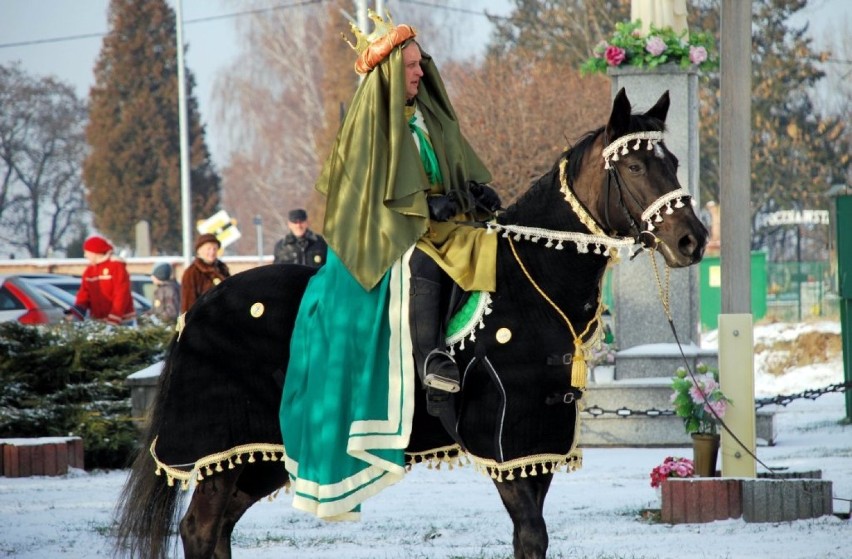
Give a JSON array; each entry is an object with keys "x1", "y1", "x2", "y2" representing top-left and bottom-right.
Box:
[{"x1": 273, "y1": 209, "x2": 328, "y2": 267}]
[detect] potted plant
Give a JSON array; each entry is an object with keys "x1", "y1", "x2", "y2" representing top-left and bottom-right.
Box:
[
  {"x1": 671, "y1": 363, "x2": 731, "y2": 477},
  {"x1": 580, "y1": 20, "x2": 717, "y2": 76},
  {"x1": 649, "y1": 456, "x2": 695, "y2": 501}
]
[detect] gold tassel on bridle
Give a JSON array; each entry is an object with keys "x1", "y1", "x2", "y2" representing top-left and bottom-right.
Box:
[{"x1": 508, "y1": 237, "x2": 602, "y2": 390}]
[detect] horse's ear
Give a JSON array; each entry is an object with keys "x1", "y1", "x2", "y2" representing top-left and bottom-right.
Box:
[
  {"x1": 605, "y1": 88, "x2": 632, "y2": 140},
  {"x1": 644, "y1": 91, "x2": 670, "y2": 124}
]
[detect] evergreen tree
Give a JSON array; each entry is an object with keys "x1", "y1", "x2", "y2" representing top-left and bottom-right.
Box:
[
  {"x1": 84, "y1": 0, "x2": 220, "y2": 254},
  {"x1": 694, "y1": 0, "x2": 849, "y2": 254}
]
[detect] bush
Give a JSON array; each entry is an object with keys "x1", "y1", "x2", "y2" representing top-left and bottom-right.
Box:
[{"x1": 0, "y1": 319, "x2": 172, "y2": 469}]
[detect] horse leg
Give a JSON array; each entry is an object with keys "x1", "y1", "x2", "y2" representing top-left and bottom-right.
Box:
[
  {"x1": 213, "y1": 462, "x2": 290, "y2": 559},
  {"x1": 492, "y1": 472, "x2": 554, "y2": 559},
  {"x1": 180, "y1": 466, "x2": 243, "y2": 559}
]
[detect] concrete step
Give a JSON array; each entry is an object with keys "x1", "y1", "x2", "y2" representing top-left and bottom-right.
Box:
[
  {"x1": 580, "y1": 378, "x2": 776, "y2": 446},
  {"x1": 614, "y1": 343, "x2": 718, "y2": 380},
  {"x1": 586, "y1": 376, "x2": 675, "y2": 409}
]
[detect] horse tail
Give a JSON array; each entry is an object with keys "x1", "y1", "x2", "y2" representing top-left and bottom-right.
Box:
[{"x1": 113, "y1": 336, "x2": 182, "y2": 559}]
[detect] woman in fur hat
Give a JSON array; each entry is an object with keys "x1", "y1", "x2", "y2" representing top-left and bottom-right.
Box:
[{"x1": 180, "y1": 233, "x2": 230, "y2": 313}]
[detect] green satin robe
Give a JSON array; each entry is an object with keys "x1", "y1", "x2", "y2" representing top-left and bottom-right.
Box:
[{"x1": 316, "y1": 44, "x2": 495, "y2": 292}]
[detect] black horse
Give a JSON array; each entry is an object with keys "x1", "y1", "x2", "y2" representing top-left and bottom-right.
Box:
[{"x1": 114, "y1": 88, "x2": 708, "y2": 559}]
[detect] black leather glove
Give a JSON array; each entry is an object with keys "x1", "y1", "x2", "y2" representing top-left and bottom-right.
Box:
[
  {"x1": 468, "y1": 181, "x2": 502, "y2": 212},
  {"x1": 427, "y1": 195, "x2": 459, "y2": 221}
]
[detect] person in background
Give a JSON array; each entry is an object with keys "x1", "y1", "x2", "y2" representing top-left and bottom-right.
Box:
[
  {"x1": 150, "y1": 263, "x2": 181, "y2": 323},
  {"x1": 273, "y1": 208, "x2": 328, "y2": 268},
  {"x1": 67, "y1": 235, "x2": 135, "y2": 326},
  {"x1": 180, "y1": 233, "x2": 230, "y2": 313}
]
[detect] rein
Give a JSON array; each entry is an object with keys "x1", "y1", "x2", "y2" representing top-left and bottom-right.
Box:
[
  {"x1": 647, "y1": 248, "x2": 778, "y2": 473},
  {"x1": 602, "y1": 132, "x2": 769, "y2": 469},
  {"x1": 604, "y1": 131, "x2": 772, "y2": 471},
  {"x1": 506, "y1": 235, "x2": 601, "y2": 391}
]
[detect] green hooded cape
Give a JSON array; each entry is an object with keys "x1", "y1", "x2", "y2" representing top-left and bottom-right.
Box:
[{"x1": 316, "y1": 43, "x2": 492, "y2": 291}]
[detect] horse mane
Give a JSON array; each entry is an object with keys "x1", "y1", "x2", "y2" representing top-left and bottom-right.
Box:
[{"x1": 501, "y1": 110, "x2": 668, "y2": 227}]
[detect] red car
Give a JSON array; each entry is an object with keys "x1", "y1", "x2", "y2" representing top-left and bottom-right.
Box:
[{"x1": 0, "y1": 275, "x2": 65, "y2": 325}]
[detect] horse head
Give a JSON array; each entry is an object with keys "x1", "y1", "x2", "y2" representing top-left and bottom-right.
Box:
[{"x1": 570, "y1": 88, "x2": 709, "y2": 267}]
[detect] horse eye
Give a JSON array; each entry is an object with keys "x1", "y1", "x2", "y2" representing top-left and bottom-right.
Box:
[{"x1": 628, "y1": 163, "x2": 643, "y2": 174}]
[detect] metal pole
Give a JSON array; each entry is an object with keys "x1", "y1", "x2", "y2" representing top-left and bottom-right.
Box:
[
  {"x1": 719, "y1": 0, "x2": 756, "y2": 478},
  {"x1": 797, "y1": 225, "x2": 802, "y2": 320},
  {"x1": 175, "y1": 0, "x2": 193, "y2": 268},
  {"x1": 356, "y1": 0, "x2": 367, "y2": 34},
  {"x1": 720, "y1": 0, "x2": 752, "y2": 314},
  {"x1": 254, "y1": 215, "x2": 263, "y2": 263}
]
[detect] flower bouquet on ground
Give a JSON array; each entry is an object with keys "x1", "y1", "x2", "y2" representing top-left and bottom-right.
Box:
[
  {"x1": 650, "y1": 456, "x2": 695, "y2": 488},
  {"x1": 580, "y1": 20, "x2": 717, "y2": 76},
  {"x1": 671, "y1": 363, "x2": 731, "y2": 435}
]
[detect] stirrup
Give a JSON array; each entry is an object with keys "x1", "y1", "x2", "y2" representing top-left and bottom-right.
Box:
[{"x1": 423, "y1": 350, "x2": 460, "y2": 393}]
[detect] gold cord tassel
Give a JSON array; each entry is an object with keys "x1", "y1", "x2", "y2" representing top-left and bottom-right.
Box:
[{"x1": 571, "y1": 341, "x2": 587, "y2": 389}]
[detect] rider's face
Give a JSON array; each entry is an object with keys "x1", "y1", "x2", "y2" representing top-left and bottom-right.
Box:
[{"x1": 402, "y1": 43, "x2": 423, "y2": 103}]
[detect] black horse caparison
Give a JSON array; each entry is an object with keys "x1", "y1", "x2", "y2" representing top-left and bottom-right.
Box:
[{"x1": 114, "y1": 88, "x2": 708, "y2": 559}]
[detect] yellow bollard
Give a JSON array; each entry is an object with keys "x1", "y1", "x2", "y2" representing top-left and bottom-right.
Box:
[{"x1": 718, "y1": 313, "x2": 756, "y2": 478}]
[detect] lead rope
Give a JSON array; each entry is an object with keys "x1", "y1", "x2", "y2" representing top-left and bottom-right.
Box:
[
  {"x1": 647, "y1": 246, "x2": 778, "y2": 473},
  {"x1": 508, "y1": 236, "x2": 600, "y2": 390}
]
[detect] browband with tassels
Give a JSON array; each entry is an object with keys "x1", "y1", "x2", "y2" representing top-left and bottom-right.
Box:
[
  {"x1": 602, "y1": 131, "x2": 693, "y2": 231},
  {"x1": 602, "y1": 131, "x2": 663, "y2": 169}
]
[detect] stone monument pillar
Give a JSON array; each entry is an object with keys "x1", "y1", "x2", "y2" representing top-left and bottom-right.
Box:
[
  {"x1": 608, "y1": 65, "x2": 702, "y2": 352},
  {"x1": 581, "y1": 14, "x2": 775, "y2": 447},
  {"x1": 582, "y1": 66, "x2": 717, "y2": 446}
]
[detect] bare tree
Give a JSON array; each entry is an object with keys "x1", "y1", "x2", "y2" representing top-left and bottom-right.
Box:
[
  {"x1": 0, "y1": 63, "x2": 88, "y2": 258},
  {"x1": 445, "y1": 54, "x2": 611, "y2": 202},
  {"x1": 214, "y1": 0, "x2": 345, "y2": 254},
  {"x1": 812, "y1": 12, "x2": 852, "y2": 186},
  {"x1": 214, "y1": 0, "x2": 510, "y2": 254},
  {"x1": 489, "y1": 0, "x2": 630, "y2": 65}
]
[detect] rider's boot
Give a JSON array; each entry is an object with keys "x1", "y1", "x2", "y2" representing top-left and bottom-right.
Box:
[{"x1": 409, "y1": 250, "x2": 460, "y2": 400}]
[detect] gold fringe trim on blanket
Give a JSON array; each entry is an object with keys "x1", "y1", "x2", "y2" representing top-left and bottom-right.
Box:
[
  {"x1": 404, "y1": 444, "x2": 468, "y2": 471},
  {"x1": 403, "y1": 444, "x2": 582, "y2": 482},
  {"x1": 149, "y1": 436, "x2": 290, "y2": 493},
  {"x1": 467, "y1": 449, "x2": 583, "y2": 482},
  {"x1": 150, "y1": 440, "x2": 581, "y2": 490}
]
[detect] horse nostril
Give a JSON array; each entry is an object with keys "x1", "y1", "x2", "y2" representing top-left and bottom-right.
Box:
[{"x1": 679, "y1": 234, "x2": 698, "y2": 257}]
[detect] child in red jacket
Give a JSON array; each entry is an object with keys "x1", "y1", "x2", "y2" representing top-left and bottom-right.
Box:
[{"x1": 68, "y1": 235, "x2": 136, "y2": 326}]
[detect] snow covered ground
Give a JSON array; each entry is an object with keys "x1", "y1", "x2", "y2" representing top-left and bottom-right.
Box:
[{"x1": 1, "y1": 321, "x2": 849, "y2": 558}]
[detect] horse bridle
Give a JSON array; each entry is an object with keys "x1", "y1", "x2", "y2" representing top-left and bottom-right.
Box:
[{"x1": 600, "y1": 131, "x2": 691, "y2": 250}]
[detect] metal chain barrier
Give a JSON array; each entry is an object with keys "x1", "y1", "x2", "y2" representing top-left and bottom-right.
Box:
[
  {"x1": 583, "y1": 380, "x2": 851, "y2": 418},
  {"x1": 754, "y1": 381, "x2": 850, "y2": 409}
]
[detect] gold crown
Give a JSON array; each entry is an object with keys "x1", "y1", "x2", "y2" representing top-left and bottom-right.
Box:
[
  {"x1": 343, "y1": 9, "x2": 396, "y2": 54},
  {"x1": 343, "y1": 10, "x2": 417, "y2": 74}
]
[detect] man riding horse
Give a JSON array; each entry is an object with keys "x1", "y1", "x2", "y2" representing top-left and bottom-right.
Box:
[{"x1": 279, "y1": 12, "x2": 501, "y2": 520}]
